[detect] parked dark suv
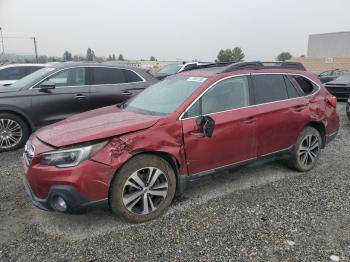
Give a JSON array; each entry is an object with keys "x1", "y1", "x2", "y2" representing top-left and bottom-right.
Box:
[
  {"x1": 0, "y1": 63, "x2": 158, "y2": 152},
  {"x1": 22, "y1": 62, "x2": 339, "y2": 223}
]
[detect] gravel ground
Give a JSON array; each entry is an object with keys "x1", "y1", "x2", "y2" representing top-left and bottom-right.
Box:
[{"x1": 0, "y1": 103, "x2": 349, "y2": 261}]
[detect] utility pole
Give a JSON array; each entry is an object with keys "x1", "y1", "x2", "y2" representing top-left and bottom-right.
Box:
[
  {"x1": 0, "y1": 27, "x2": 5, "y2": 57},
  {"x1": 32, "y1": 37, "x2": 38, "y2": 63}
]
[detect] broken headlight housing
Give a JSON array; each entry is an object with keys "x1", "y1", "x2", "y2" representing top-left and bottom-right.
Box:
[{"x1": 40, "y1": 140, "x2": 108, "y2": 168}]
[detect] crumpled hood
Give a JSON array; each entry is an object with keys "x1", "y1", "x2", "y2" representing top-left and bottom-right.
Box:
[
  {"x1": 35, "y1": 106, "x2": 162, "y2": 147},
  {"x1": 0, "y1": 85, "x2": 21, "y2": 93}
]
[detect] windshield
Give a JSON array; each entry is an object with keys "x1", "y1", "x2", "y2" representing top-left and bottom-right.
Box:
[
  {"x1": 158, "y1": 64, "x2": 182, "y2": 75},
  {"x1": 124, "y1": 76, "x2": 207, "y2": 115},
  {"x1": 335, "y1": 73, "x2": 350, "y2": 82},
  {"x1": 11, "y1": 67, "x2": 55, "y2": 89}
]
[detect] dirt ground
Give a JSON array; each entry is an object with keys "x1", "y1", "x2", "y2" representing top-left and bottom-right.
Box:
[{"x1": 0, "y1": 103, "x2": 349, "y2": 261}]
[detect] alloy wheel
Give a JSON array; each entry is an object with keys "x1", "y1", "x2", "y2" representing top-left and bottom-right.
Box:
[
  {"x1": 298, "y1": 134, "x2": 320, "y2": 167},
  {"x1": 122, "y1": 167, "x2": 168, "y2": 215},
  {"x1": 0, "y1": 118, "x2": 23, "y2": 149}
]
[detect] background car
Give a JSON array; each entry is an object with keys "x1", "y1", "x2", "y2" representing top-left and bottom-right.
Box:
[
  {"x1": 324, "y1": 72, "x2": 350, "y2": 100},
  {"x1": 0, "y1": 63, "x2": 47, "y2": 86},
  {"x1": 0, "y1": 63, "x2": 158, "y2": 152},
  {"x1": 154, "y1": 62, "x2": 212, "y2": 80},
  {"x1": 318, "y1": 69, "x2": 348, "y2": 84}
]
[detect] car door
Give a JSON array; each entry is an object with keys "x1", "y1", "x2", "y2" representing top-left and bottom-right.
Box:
[
  {"x1": 30, "y1": 67, "x2": 90, "y2": 127},
  {"x1": 181, "y1": 75, "x2": 258, "y2": 175},
  {"x1": 88, "y1": 67, "x2": 144, "y2": 110},
  {"x1": 252, "y1": 74, "x2": 309, "y2": 156}
]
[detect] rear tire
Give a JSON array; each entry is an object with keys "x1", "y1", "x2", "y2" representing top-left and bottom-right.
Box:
[
  {"x1": 0, "y1": 113, "x2": 29, "y2": 152},
  {"x1": 288, "y1": 127, "x2": 322, "y2": 172},
  {"x1": 109, "y1": 154, "x2": 176, "y2": 223}
]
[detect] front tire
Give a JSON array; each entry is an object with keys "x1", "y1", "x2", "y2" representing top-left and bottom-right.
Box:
[
  {"x1": 109, "y1": 154, "x2": 176, "y2": 223},
  {"x1": 288, "y1": 127, "x2": 322, "y2": 172},
  {"x1": 0, "y1": 113, "x2": 29, "y2": 152}
]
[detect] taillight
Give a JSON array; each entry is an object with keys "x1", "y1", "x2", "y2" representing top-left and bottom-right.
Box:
[{"x1": 326, "y1": 95, "x2": 337, "y2": 108}]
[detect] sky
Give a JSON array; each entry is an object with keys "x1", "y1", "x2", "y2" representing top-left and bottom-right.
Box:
[{"x1": 0, "y1": 0, "x2": 350, "y2": 61}]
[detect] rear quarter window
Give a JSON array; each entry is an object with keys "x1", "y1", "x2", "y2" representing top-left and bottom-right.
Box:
[
  {"x1": 290, "y1": 75, "x2": 318, "y2": 95},
  {"x1": 124, "y1": 69, "x2": 143, "y2": 83}
]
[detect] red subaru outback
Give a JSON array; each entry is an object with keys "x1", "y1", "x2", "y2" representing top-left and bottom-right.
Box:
[{"x1": 22, "y1": 62, "x2": 339, "y2": 223}]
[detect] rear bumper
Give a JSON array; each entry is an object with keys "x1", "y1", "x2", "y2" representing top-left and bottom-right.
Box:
[{"x1": 22, "y1": 173, "x2": 108, "y2": 213}]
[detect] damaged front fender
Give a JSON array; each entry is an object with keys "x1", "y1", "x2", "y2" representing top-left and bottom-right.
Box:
[{"x1": 91, "y1": 120, "x2": 188, "y2": 180}]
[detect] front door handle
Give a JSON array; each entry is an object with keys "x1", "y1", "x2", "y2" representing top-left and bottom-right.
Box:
[
  {"x1": 242, "y1": 117, "x2": 256, "y2": 124},
  {"x1": 121, "y1": 90, "x2": 133, "y2": 96},
  {"x1": 75, "y1": 94, "x2": 86, "y2": 99}
]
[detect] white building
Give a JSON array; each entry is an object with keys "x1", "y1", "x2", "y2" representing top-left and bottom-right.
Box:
[{"x1": 307, "y1": 31, "x2": 350, "y2": 58}]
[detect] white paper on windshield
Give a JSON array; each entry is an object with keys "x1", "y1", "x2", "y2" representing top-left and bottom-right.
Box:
[{"x1": 187, "y1": 77, "x2": 207, "y2": 83}]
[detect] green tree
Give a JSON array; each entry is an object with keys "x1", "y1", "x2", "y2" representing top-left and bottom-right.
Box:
[
  {"x1": 231, "y1": 47, "x2": 245, "y2": 63},
  {"x1": 277, "y1": 52, "x2": 292, "y2": 61},
  {"x1": 150, "y1": 56, "x2": 157, "y2": 61},
  {"x1": 217, "y1": 49, "x2": 233, "y2": 62},
  {"x1": 86, "y1": 48, "x2": 94, "y2": 61},
  {"x1": 118, "y1": 54, "x2": 124, "y2": 61},
  {"x1": 112, "y1": 54, "x2": 116, "y2": 61},
  {"x1": 217, "y1": 47, "x2": 245, "y2": 63},
  {"x1": 63, "y1": 51, "x2": 73, "y2": 61}
]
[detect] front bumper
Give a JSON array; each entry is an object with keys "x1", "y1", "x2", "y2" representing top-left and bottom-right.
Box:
[
  {"x1": 21, "y1": 136, "x2": 114, "y2": 213},
  {"x1": 22, "y1": 173, "x2": 108, "y2": 213}
]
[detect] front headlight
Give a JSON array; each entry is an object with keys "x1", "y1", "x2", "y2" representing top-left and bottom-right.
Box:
[{"x1": 40, "y1": 140, "x2": 108, "y2": 168}]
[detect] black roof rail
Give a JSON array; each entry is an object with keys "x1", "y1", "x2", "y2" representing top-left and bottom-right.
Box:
[{"x1": 222, "y1": 61, "x2": 306, "y2": 73}]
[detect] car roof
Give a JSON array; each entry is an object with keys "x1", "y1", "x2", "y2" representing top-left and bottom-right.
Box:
[
  {"x1": 0, "y1": 63, "x2": 48, "y2": 68},
  {"x1": 50, "y1": 62, "x2": 149, "y2": 72},
  {"x1": 174, "y1": 61, "x2": 311, "y2": 78}
]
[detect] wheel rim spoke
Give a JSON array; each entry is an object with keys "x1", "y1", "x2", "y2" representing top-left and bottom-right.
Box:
[
  {"x1": 298, "y1": 134, "x2": 319, "y2": 167},
  {"x1": 148, "y1": 189, "x2": 167, "y2": 198},
  {"x1": 123, "y1": 191, "x2": 143, "y2": 206},
  {"x1": 0, "y1": 118, "x2": 23, "y2": 149},
  {"x1": 122, "y1": 167, "x2": 168, "y2": 215},
  {"x1": 142, "y1": 194, "x2": 149, "y2": 214}
]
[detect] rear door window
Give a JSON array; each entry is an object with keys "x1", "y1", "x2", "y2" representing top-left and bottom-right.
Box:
[
  {"x1": 92, "y1": 67, "x2": 126, "y2": 85},
  {"x1": 283, "y1": 75, "x2": 300, "y2": 98},
  {"x1": 252, "y1": 74, "x2": 288, "y2": 104}
]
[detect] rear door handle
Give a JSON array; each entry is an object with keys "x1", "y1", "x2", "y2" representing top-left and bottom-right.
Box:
[
  {"x1": 242, "y1": 117, "x2": 256, "y2": 124},
  {"x1": 75, "y1": 94, "x2": 86, "y2": 99},
  {"x1": 121, "y1": 90, "x2": 133, "y2": 96},
  {"x1": 190, "y1": 132, "x2": 205, "y2": 138}
]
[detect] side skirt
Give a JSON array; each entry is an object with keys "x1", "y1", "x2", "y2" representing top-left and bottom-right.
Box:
[{"x1": 177, "y1": 145, "x2": 294, "y2": 194}]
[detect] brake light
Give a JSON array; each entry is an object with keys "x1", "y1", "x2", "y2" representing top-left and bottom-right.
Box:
[{"x1": 326, "y1": 95, "x2": 337, "y2": 108}]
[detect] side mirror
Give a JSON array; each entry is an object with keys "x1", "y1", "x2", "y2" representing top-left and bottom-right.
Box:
[
  {"x1": 196, "y1": 115, "x2": 215, "y2": 138},
  {"x1": 39, "y1": 80, "x2": 56, "y2": 90}
]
